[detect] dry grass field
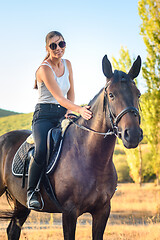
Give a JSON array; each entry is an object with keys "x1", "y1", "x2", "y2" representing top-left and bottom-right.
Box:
[{"x1": 0, "y1": 183, "x2": 160, "y2": 239}]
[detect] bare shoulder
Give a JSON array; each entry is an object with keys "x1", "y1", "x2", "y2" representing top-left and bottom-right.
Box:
[
  {"x1": 37, "y1": 64, "x2": 51, "y2": 75},
  {"x1": 65, "y1": 59, "x2": 72, "y2": 71},
  {"x1": 65, "y1": 59, "x2": 71, "y2": 66},
  {"x1": 36, "y1": 64, "x2": 52, "y2": 81}
]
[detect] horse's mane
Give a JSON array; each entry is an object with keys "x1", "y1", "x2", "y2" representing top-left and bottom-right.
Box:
[
  {"x1": 76, "y1": 87, "x2": 104, "y2": 124},
  {"x1": 88, "y1": 88, "x2": 104, "y2": 107}
]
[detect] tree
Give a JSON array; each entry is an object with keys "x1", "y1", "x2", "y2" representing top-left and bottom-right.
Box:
[
  {"x1": 112, "y1": 47, "x2": 131, "y2": 73},
  {"x1": 138, "y1": 0, "x2": 160, "y2": 183}
]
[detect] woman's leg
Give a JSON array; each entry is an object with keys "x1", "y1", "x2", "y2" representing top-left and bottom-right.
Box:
[
  {"x1": 27, "y1": 103, "x2": 66, "y2": 209},
  {"x1": 27, "y1": 119, "x2": 53, "y2": 209},
  {"x1": 33, "y1": 119, "x2": 54, "y2": 165}
]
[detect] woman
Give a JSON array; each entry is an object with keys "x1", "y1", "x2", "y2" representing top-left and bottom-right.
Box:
[{"x1": 27, "y1": 31, "x2": 92, "y2": 209}]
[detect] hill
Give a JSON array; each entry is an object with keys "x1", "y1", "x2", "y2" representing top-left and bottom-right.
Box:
[
  {"x1": 0, "y1": 112, "x2": 33, "y2": 136},
  {"x1": 0, "y1": 108, "x2": 20, "y2": 117}
]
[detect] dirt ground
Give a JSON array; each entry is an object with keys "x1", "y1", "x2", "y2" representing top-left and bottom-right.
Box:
[{"x1": 0, "y1": 183, "x2": 160, "y2": 239}]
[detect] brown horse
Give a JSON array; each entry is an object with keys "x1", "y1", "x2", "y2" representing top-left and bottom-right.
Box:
[{"x1": 0, "y1": 55, "x2": 143, "y2": 240}]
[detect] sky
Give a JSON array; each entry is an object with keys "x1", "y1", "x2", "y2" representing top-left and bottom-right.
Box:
[{"x1": 0, "y1": 0, "x2": 147, "y2": 113}]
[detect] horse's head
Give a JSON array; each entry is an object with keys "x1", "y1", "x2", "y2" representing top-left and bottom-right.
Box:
[{"x1": 102, "y1": 55, "x2": 143, "y2": 149}]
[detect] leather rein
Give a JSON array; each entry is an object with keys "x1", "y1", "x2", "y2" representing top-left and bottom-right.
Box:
[{"x1": 68, "y1": 83, "x2": 140, "y2": 138}]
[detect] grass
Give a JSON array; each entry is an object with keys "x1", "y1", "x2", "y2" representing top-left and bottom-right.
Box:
[
  {"x1": 112, "y1": 183, "x2": 160, "y2": 214},
  {"x1": 0, "y1": 183, "x2": 160, "y2": 239},
  {"x1": 1, "y1": 224, "x2": 160, "y2": 240},
  {"x1": 0, "y1": 112, "x2": 33, "y2": 136}
]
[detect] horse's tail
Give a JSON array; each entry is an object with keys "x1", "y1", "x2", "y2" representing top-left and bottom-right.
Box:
[
  {"x1": 0, "y1": 134, "x2": 15, "y2": 220},
  {"x1": 0, "y1": 131, "x2": 31, "y2": 221},
  {"x1": 0, "y1": 188, "x2": 15, "y2": 220},
  {"x1": 0, "y1": 210, "x2": 15, "y2": 220},
  {"x1": 0, "y1": 188, "x2": 27, "y2": 221},
  {"x1": 0, "y1": 134, "x2": 7, "y2": 197},
  {"x1": 0, "y1": 209, "x2": 24, "y2": 221}
]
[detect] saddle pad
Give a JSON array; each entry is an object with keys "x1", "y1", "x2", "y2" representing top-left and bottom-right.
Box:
[
  {"x1": 12, "y1": 141, "x2": 34, "y2": 177},
  {"x1": 12, "y1": 137, "x2": 64, "y2": 177},
  {"x1": 12, "y1": 119, "x2": 72, "y2": 178}
]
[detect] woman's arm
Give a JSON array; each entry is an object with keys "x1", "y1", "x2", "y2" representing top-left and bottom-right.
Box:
[
  {"x1": 66, "y1": 59, "x2": 75, "y2": 103},
  {"x1": 37, "y1": 65, "x2": 92, "y2": 120},
  {"x1": 65, "y1": 60, "x2": 75, "y2": 117}
]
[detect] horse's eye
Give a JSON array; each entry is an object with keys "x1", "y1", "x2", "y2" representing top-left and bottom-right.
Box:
[
  {"x1": 109, "y1": 93, "x2": 114, "y2": 99},
  {"x1": 138, "y1": 92, "x2": 141, "y2": 98}
]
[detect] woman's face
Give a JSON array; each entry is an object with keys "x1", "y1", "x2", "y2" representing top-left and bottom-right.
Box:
[{"x1": 47, "y1": 36, "x2": 66, "y2": 59}]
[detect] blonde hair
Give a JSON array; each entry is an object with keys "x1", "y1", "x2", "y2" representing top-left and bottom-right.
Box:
[{"x1": 34, "y1": 31, "x2": 65, "y2": 89}]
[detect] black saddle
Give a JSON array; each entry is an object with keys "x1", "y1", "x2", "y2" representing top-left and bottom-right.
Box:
[{"x1": 12, "y1": 127, "x2": 62, "y2": 179}]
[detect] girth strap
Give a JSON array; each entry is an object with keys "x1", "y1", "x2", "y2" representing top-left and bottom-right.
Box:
[{"x1": 43, "y1": 174, "x2": 63, "y2": 212}]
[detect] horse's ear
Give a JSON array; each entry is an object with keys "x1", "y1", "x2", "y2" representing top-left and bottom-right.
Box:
[
  {"x1": 102, "y1": 55, "x2": 113, "y2": 79},
  {"x1": 128, "y1": 56, "x2": 141, "y2": 79}
]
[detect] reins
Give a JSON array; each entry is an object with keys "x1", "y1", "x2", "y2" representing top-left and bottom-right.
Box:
[{"x1": 68, "y1": 116, "x2": 116, "y2": 138}]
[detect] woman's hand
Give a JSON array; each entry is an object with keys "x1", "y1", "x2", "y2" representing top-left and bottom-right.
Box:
[
  {"x1": 65, "y1": 110, "x2": 77, "y2": 119},
  {"x1": 79, "y1": 106, "x2": 92, "y2": 120}
]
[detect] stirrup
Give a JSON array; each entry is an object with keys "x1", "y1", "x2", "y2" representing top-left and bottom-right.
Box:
[{"x1": 27, "y1": 189, "x2": 44, "y2": 210}]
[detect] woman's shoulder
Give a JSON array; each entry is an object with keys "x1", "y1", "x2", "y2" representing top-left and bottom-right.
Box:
[
  {"x1": 64, "y1": 59, "x2": 71, "y2": 65},
  {"x1": 36, "y1": 62, "x2": 53, "y2": 79},
  {"x1": 64, "y1": 59, "x2": 72, "y2": 71},
  {"x1": 39, "y1": 61, "x2": 53, "y2": 72}
]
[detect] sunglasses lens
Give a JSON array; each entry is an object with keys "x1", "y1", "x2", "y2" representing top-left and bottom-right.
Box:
[
  {"x1": 59, "y1": 41, "x2": 66, "y2": 48},
  {"x1": 49, "y1": 43, "x2": 57, "y2": 50},
  {"x1": 49, "y1": 41, "x2": 66, "y2": 50}
]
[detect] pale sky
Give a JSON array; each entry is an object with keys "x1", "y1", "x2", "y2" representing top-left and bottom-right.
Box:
[{"x1": 0, "y1": 0, "x2": 146, "y2": 113}]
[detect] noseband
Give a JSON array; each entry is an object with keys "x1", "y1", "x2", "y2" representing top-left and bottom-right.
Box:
[{"x1": 104, "y1": 84, "x2": 141, "y2": 136}]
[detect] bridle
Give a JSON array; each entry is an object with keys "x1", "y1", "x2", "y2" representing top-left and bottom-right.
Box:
[
  {"x1": 103, "y1": 81, "x2": 141, "y2": 137},
  {"x1": 68, "y1": 82, "x2": 141, "y2": 138},
  {"x1": 104, "y1": 95, "x2": 140, "y2": 137}
]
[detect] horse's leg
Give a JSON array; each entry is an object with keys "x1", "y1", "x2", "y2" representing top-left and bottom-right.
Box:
[
  {"x1": 62, "y1": 212, "x2": 77, "y2": 240},
  {"x1": 7, "y1": 202, "x2": 30, "y2": 240},
  {"x1": 91, "y1": 201, "x2": 111, "y2": 240}
]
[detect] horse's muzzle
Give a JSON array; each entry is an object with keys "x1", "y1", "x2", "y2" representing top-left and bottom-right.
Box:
[{"x1": 120, "y1": 127, "x2": 143, "y2": 149}]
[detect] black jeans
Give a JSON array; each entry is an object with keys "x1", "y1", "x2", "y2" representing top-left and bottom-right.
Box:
[{"x1": 32, "y1": 103, "x2": 67, "y2": 166}]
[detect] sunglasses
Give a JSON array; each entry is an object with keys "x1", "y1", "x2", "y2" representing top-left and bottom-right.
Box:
[{"x1": 49, "y1": 41, "x2": 66, "y2": 50}]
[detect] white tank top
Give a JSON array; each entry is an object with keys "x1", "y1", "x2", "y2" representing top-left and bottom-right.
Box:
[{"x1": 37, "y1": 59, "x2": 70, "y2": 104}]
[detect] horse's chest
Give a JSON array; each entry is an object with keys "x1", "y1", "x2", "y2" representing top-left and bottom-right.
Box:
[{"x1": 79, "y1": 180, "x2": 113, "y2": 211}]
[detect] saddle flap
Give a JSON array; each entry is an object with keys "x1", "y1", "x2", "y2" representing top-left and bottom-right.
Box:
[
  {"x1": 46, "y1": 128, "x2": 62, "y2": 165},
  {"x1": 52, "y1": 128, "x2": 62, "y2": 147}
]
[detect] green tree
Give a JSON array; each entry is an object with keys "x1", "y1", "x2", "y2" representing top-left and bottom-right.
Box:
[
  {"x1": 112, "y1": 46, "x2": 143, "y2": 184},
  {"x1": 138, "y1": 0, "x2": 160, "y2": 182},
  {"x1": 112, "y1": 47, "x2": 131, "y2": 72}
]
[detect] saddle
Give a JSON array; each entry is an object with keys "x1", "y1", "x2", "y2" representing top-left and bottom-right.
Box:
[
  {"x1": 12, "y1": 118, "x2": 74, "y2": 211},
  {"x1": 12, "y1": 127, "x2": 62, "y2": 178}
]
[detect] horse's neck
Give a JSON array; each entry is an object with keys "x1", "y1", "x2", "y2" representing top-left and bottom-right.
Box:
[
  {"x1": 78, "y1": 92, "x2": 107, "y2": 131},
  {"x1": 77, "y1": 90, "x2": 112, "y2": 136},
  {"x1": 75, "y1": 92, "x2": 116, "y2": 168}
]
